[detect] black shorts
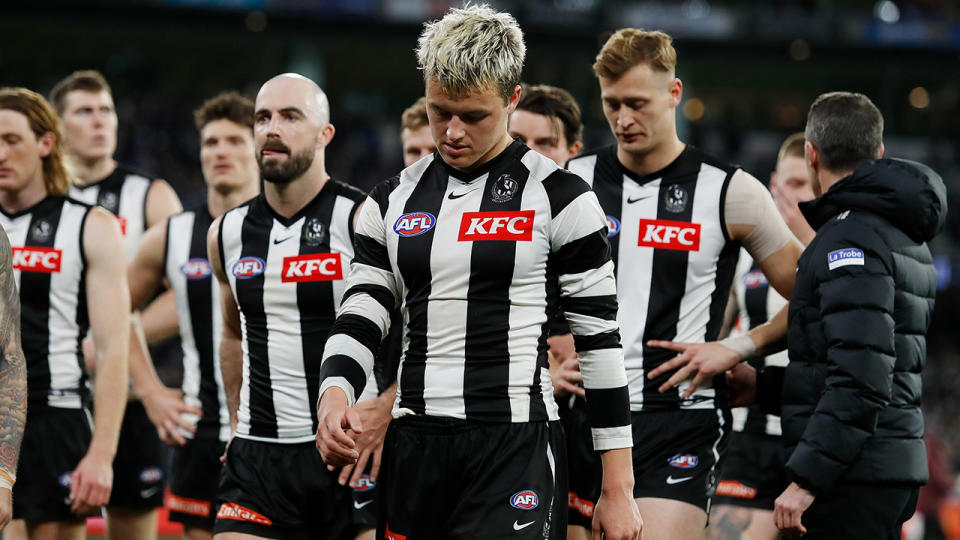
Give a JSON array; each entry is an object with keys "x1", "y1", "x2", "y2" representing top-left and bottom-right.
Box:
[
  {"x1": 13, "y1": 407, "x2": 98, "y2": 522},
  {"x1": 377, "y1": 416, "x2": 567, "y2": 540},
  {"x1": 214, "y1": 437, "x2": 354, "y2": 539},
  {"x1": 109, "y1": 400, "x2": 165, "y2": 510},
  {"x1": 632, "y1": 408, "x2": 731, "y2": 513},
  {"x1": 714, "y1": 432, "x2": 790, "y2": 510},
  {"x1": 167, "y1": 437, "x2": 226, "y2": 529},
  {"x1": 351, "y1": 462, "x2": 379, "y2": 529},
  {"x1": 559, "y1": 397, "x2": 601, "y2": 529}
]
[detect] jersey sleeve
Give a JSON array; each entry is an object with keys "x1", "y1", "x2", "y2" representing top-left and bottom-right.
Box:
[
  {"x1": 544, "y1": 172, "x2": 633, "y2": 451},
  {"x1": 318, "y1": 182, "x2": 401, "y2": 407}
]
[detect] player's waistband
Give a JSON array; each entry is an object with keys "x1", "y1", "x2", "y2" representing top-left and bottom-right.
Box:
[
  {"x1": 393, "y1": 414, "x2": 558, "y2": 434},
  {"x1": 28, "y1": 388, "x2": 84, "y2": 409}
]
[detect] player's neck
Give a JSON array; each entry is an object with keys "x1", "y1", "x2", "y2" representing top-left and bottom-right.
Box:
[
  {"x1": 0, "y1": 177, "x2": 50, "y2": 215},
  {"x1": 617, "y1": 135, "x2": 685, "y2": 177},
  {"x1": 455, "y1": 132, "x2": 513, "y2": 174},
  {"x1": 208, "y1": 182, "x2": 260, "y2": 218},
  {"x1": 263, "y1": 164, "x2": 329, "y2": 219},
  {"x1": 68, "y1": 155, "x2": 116, "y2": 186}
]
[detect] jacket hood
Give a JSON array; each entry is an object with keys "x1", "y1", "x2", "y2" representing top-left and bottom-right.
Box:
[{"x1": 800, "y1": 158, "x2": 948, "y2": 243}]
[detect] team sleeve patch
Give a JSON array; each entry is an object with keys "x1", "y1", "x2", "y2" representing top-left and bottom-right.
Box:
[{"x1": 827, "y1": 247, "x2": 865, "y2": 270}]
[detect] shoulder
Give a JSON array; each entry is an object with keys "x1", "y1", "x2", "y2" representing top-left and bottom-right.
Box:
[
  {"x1": 329, "y1": 179, "x2": 367, "y2": 204},
  {"x1": 366, "y1": 175, "x2": 403, "y2": 218},
  {"x1": 685, "y1": 147, "x2": 739, "y2": 176},
  {"x1": 566, "y1": 145, "x2": 616, "y2": 180},
  {"x1": 810, "y1": 212, "x2": 893, "y2": 276}
]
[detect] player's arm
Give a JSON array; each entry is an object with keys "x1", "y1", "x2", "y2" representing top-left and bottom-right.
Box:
[
  {"x1": 0, "y1": 227, "x2": 26, "y2": 530},
  {"x1": 547, "y1": 177, "x2": 640, "y2": 539},
  {"x1": 72, "y1": 207, "x2": 130, "y2": 513},
  {"x1": 140, "y1": 290, "x2": 179, "y2": 344},
  {"x1": 317, "y1": 186, "x2": 401, "y2": 467},
  {"x1": 128, "y1": 219, "x2": 201, "y2": 445},
  {"x1": 144, "y1": 179, "x2": 182, "y2": 228},
  {"x1": 648, "y1": 170, "x2": 802, "y2": 394},
  {"x1": 208, "y1": 217, "x2": 242, "y2": 434}
]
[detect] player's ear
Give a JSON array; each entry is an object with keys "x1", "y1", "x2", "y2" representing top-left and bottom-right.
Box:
[
  {"x1": 669, "y1": 78, "x2": 683, "y2": 107},
  {"x1": 37, "y1": 131, "x2": 56, "y2": 158},
  {"x1": 506, "y1": 84, "x2": 521, "y2": 113},
  {"x1": 318, "y1": 123, "x2": 335, "y2": 148}
]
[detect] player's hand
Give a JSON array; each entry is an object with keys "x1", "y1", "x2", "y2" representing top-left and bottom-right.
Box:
[
  {"x1": 547, "y1": 333, "x2": 577, "y2": 364},
  {"x1": 0, "y1": 487, "x2": 12, "y2": 532},
  {"x1": 592, "y1": 486, "x2": 642, "y2": 540},
  {"x1": 316, "y1": 388, "x2": 362, "y2": 467},
  {"x1": 69, "y1": 449, "x2": 113, "y2": 515},
  {"x1": 771, "y1": 185, "x2": 815, "y2": 246},
  {"x1": 551, "y1": 356, "x2": 585, "y2": 398},
  {"x1": 774, "y1": 482, "x2": 815, "y2": 536},
  {"x1": 337, "y1": 397, "x2": 392, "y2": 487},
  {"x1": 726, "y1": 362, "x2": 757, "y2": 407},
  {"x1": 646, "y1": 340, "x2": 742, "y2": 396},
  {"x1": 142, "y1": 385, "x2": 202, "y2": 446}
]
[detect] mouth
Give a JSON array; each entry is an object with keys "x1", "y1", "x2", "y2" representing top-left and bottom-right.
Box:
[
  {"x1": 0, "y1": 168, "x2": 12, "y2": 177},
  {"x1": 92, "y1": 135, "x2": 107, "y2": 145},
  {"x1": 213, "y1": 163, "x2": 233, "y2": 174},
  {"x1": 443, "y1": 142, "x2": 469, "y2": 157},
  {"x1": 618, "y1": 132, "x2": 641, "y2": 143}
]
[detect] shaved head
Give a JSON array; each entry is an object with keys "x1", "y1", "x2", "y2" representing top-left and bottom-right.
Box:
[{"x1": 256, "y1": 73, "x2": 330, "y2": 127}]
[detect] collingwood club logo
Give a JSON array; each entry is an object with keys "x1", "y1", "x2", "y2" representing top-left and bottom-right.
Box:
[
  {"x1": 302, "y1": 217, "x2": 326, "y2": 246},
  {"x1": 664, "y1": 184, "x2": 688, "y2": 213},
  {"x1": 491, "y1": 174, "x2": 519, "y2": 203},
  {"x1": 30, "y1": 220, "x2": 52, "y2": 243}
]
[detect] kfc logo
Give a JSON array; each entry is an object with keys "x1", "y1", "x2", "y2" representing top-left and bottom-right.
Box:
[
  {"x1": 281, "y1": 253, "x2": 342, "y2": 282},
  {"x1": 638, "y1": 219, "x2": 701, "y2": 251},
  {"x1": 458, "y1": 210, "x2": 535, "y2": 241},
  {"x1": 13, "y1": 247, "x2": 62, "y2": 273}
]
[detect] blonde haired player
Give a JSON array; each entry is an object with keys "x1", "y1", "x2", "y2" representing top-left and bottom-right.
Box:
[{"x1": 316, "y1": 5, "x2": 641, "y2": 539}]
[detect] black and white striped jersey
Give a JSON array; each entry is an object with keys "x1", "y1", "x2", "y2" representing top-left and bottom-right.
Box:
[
  {"x1": 218, "y1": 181, "x2": 365, "y2": 444},
  {"x1": 731, "y1": 249, "x2": 787, "y2": 436},
  {"x1": 568, "y1": 145, "x2": 740, "y2": 412},
  {"x1": 319, "y1": 140, "x2": 633, "y2": 451},
  {"x1": 165, "y1": 206, "x2": 229, "y2": 442},
  {"x1": 68, "y1": 164, "x2": 152, "y2": 259},
  {"x1": 1, "y1": 197, "x2": 92, "y2": 410}
]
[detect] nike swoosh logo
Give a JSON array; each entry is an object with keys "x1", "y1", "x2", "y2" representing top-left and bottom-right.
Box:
[
  {"x1": 513, "y1": 520, "x2": 535, "y2": 531},
  {"x1": 627, "y1": 195, "x2": 654, "y2": 204},
  {"x1": 354, "y1": 500, "x2": 373, "y2": 509},
  {"x1": 273, "y1": 235, "x2": 295, "y2": 244},
  {"x1": 666, "y1": 475, "x2": 693, "y2": 485},
  {"x1": 140, "y1": 486, "x2": 162, "y2": 498},
  {"x1": 448, "y1": 188, "x2": 481, "y2": 200}
]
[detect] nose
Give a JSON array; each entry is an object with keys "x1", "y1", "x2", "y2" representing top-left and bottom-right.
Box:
[
  {"x1": 617, "y1": 108, "x2": 633, "y2": 129},
  {"x1": 446, "y1": 116, "x2": 465, "y2": 142}
]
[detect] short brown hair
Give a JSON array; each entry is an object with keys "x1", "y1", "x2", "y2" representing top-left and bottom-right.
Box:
[
  {"x1": 517, "y1": 84, "x2": 583, "y2": 145},
  {"x1": 401, "y1": 97, "x2": 428, "y2": 132},
  {"x1": 193, "y1": 91, "x2": 254, "y2": 132},
  {"x1": 0, "y1": 88, "x2": 71, "y2": 196},
  {"x1": 777, "y1": 132, "x2": 806, "y2": 165},
  {"x1": 805, "y1": 92, "x2": 883, "y2": 173},
  {"x1": 593, "y1": 28, "x2": 677, "y2": 80},
  {"x1": 49, "y1": 70, "x2": 112, "y2": 116}
]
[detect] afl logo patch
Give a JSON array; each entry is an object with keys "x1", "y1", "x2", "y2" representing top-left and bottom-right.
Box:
[
  {"x1": 668, "y1": 453, "x2": 699, "y2": 469},
  {"x1": 509, "y1": 490, "x2": 539, "y2": 510},
  {"x1": 664, "y1": 184, "x2": 688, "y2": 213},
  {"x1": 394, "y1": 212, "x2": 436, "y2": 237},
  {"x1": 353, "y1": 474, "x2": 376, "y2": 492},
  {"x1": 491, "y1": 174, "x2": 519, "y2": 203},
  {"x1": 181, "y1": 258, "x2": 212, "y2": 280},
  {"x1": 232, "y1": 256, "x2": 265, "y2": 279},
  {"x1": 605, "y1": 215, "x2": 620, "y2": 237}
]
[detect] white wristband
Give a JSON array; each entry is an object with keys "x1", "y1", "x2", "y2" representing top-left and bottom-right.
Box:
[{"x1": 719, "y1": 333, "x2": 757, "y2": 360}]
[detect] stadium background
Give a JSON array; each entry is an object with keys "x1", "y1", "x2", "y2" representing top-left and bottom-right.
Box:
[{"x1": 3, "y1": 0, "x2": 960, "y2": 538}]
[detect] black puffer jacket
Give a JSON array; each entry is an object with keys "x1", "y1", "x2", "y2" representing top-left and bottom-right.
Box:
[{"x1": 759, "y1": 158, "x2": 947, "y2": 493}]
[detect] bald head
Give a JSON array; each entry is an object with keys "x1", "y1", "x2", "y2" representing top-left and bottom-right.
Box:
[{"x1": 256, "y1": 73, "x2": 330, "y2": 127}]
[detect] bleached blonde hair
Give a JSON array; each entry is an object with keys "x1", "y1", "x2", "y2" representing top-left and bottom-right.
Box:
[{"x1": 416, "y1": 4, "x2": 525, "y2": 101}]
